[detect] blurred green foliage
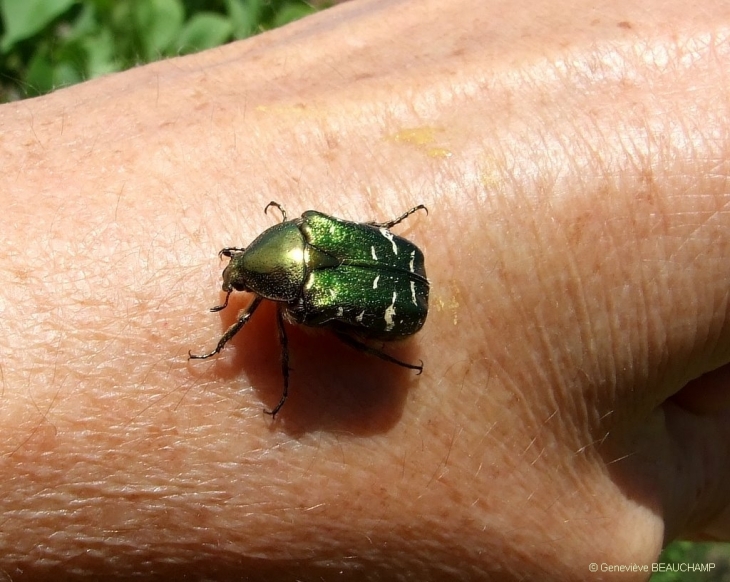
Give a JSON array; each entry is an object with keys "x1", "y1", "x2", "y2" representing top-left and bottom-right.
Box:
[
  {"x1": 651, "y1": 541, "x2": 730, "y2": 582},
  {"x1": 0, "y1": 0, "x2": 323, "y2": 101}
]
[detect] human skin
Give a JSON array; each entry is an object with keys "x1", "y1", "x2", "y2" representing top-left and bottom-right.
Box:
[{"x1": 1, "y1": 0, "x2": 730, "y2": 579}]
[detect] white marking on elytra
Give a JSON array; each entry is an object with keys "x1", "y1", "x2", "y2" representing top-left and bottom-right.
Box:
[
  {"x1": 337, "y1": 307, "x2": 344, "y2": 317},
  {"x1": 410, "y1": 281, "x2": 417, "y2": 305},
  {"x1": 356, "y1": 310, "x2": 365, "y2": 323},
  {"x1": 373, "y1": 275, "x2": 380, "y2": 289},
  {"x1": 384, "y1": 291, "x2": 397, "y2": 331},
  {"x1": 379, "y1": 228, "x2": 398, "y2": 255},
  {"x1": 305, "y1": 273, "x2": 315, "y2": 290},
  {"x1": 409, "y1": 250, "x2": 415, "y2": 272},
  {"x1": 371, "y1": 245, "x2": 378, "y2": 261}
]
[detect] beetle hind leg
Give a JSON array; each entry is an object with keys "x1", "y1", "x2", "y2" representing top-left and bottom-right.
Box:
[
  {"x1": 369, "y1": 204, "x2": 428, "y2": 229},
  {"x1": 334, "y1": 332, "x2": 423, "y2": 374},
  {"x1": 265, "y1": 305, "x2": 290, "y2": 418}
]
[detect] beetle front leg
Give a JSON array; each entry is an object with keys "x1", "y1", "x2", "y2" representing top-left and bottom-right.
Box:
[
  {"x1": 209, "y1": 289, "x2": 232, "y2": 313},
  {"x1": 189, "y1": 296, "x2": 264, "y2": 360},
  {"x1": 334, "y1": 332, "x2": 423, "y2": 374},
  {"x1": 265, "y1": 305, "x2": 290, "y2": 418}
]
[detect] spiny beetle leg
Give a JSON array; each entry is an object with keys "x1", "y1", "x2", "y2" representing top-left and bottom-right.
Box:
[
  {"x1": 334, "y1": 332, "x2": 423, "y2": 375},
  {"x1": 264, "y1": 201, "x2": 288, "y2": 222},
  {"x1": 209, "y1": 289, "x2": 232, "y2": 313},
  {"x1": 265, "y1": 305, "x2": 290, "y2": 419},
  {"x1": 369, "y1": 204, "x2": 428, "y2": 229},
  {"x1": 189, "y1": 296, "x2": 264, "y2": 360}
]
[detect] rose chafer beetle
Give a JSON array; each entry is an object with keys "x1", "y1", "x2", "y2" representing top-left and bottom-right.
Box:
[{"x1": 189, "y1": 202, "x2": 429, "y2": 418}]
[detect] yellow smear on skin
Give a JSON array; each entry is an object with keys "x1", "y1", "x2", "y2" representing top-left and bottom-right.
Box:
[{"x1": 388, "y1": 126, "x2": 453, "y2": 159}]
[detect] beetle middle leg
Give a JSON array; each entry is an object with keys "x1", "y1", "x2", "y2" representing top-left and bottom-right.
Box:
[
  {"x1": 189, "y1": 296, "x2": 264, "y2": 360},
  {"x1": 334, "y1": 332, "x2": 423, "y2": 374},
  {"x1": 265, "y1": 305, "x2": 290, "y2": 419},
  {"x1": 369, "y1": 204, "x2": 428, "y2": 229}
]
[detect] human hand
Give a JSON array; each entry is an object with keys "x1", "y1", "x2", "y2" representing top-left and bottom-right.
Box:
[{"x1": 1, "y1": 0, "x2": 729, "y2": 579}]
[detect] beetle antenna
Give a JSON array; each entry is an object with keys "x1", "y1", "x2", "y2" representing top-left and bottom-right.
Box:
[{"x1": 219, "y1": 247, "x2": 245, "y2": 259}]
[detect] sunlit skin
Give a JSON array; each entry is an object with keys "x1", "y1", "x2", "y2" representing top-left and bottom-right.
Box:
[{"x1": 1, "y1": 0, "x2": 730, "y2": 580}]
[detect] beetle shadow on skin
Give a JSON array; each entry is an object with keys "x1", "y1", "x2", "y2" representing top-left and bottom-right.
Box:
[{"x1": 217, "y1": 298, "x2": 416, "y2": 436}]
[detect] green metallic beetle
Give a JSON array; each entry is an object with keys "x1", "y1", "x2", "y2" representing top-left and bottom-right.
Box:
[{"x1": 189, "y1": 202, "x2": 429, "y2": 418}]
